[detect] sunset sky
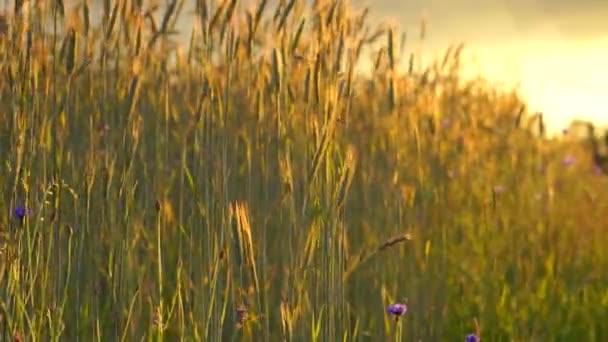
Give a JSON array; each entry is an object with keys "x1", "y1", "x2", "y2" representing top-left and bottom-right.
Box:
[{"x1": 354, "y1": 0, "x2": 608, "y2": 134}]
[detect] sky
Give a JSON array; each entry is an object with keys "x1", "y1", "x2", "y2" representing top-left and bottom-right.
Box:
[
  {"x1": 353, "y1": 0, "x2": 608, "y2": 134},
  {"x1": 15, "y1": 0, "x2": 606, "y2": 135}
]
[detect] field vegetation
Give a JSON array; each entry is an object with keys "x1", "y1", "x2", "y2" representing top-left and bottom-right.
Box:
[{"x1": 0, "y1": 0, "x2": 607, "y2": 340}]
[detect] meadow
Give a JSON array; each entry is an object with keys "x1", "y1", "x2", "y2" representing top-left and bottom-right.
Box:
[{"x1": 1, "y1": 0, "x2": 607, "y2": 341}]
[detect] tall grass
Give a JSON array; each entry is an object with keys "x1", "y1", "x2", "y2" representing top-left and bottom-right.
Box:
[{"x1": 0, "y1": 0, "x2": 607, "y2": 340}]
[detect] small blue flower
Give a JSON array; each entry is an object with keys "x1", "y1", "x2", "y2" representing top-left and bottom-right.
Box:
[
  {"x1": 466, "y1": 334, "x2": 480, "y2": 342},
  {"x1": 14, "y1": 206, "x2": 31, "y2": 220},
  {"x1": 387, "y1": 303, "x2": 407, "y2": 320}
]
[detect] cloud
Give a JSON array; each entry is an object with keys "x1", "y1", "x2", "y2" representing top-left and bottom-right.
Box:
[
  {"x1": 352, "y1": 0, "x2": 608, "y2": 40},
  {"x1": 502, "y1": 0, "x2": 608, "y2": 38}
]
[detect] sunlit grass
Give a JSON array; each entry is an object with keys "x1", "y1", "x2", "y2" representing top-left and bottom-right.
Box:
[{"x1": 0, "y1": 0, "x2": 607, "y2": 341}]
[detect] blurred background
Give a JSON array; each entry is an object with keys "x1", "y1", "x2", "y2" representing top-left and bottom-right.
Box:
[{"x1": 352, "y1": 0, "x2": 608, "y2": 135}]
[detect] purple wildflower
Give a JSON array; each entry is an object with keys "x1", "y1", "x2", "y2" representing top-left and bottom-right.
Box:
[
  {"x1": 562, "y1": 155, "x2": 576, "y2": 167},
  {"x1": 14, "y1": 206, "x2": 31, "y2": 221},
  {"x1": 593, "y1": 165, "x2": 604, "y2": 176},
  {"x1": 441, "y1": 118, "x2": 451, "y2": 129},
  {"x1": 493, "y1": 185, "x2": 505, "y2": 194},
  {"x1": 97, "y1": 121, "x2": 110, "y2": 137},
  {"x1": 465, "y1": 334, "x2": 480, "y2": 342},
  {"x1": 537, "y1": 164, "x2": 545, "y2": 174},
  {"x1": 0, "y1": 14, "x2": 7, "y2": 36},
  {"x1": 387, "y1": 303, "x2": 407, "y2": 321},
  {"x1": 235, "y1": 304, "x2": 249, "y2": 328},
  {"x1": 457, "y1": 135, "x2": 465, "y2": 146}
]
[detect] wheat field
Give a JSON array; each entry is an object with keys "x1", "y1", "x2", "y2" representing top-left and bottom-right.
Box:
[{"x1": 0, "y1": 0, "x2": 607, "y2": 341}]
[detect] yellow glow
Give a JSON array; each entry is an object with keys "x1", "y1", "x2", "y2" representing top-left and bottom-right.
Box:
[{"x1": 459, "y1": 35, "x2": 608, "y2": 134}]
